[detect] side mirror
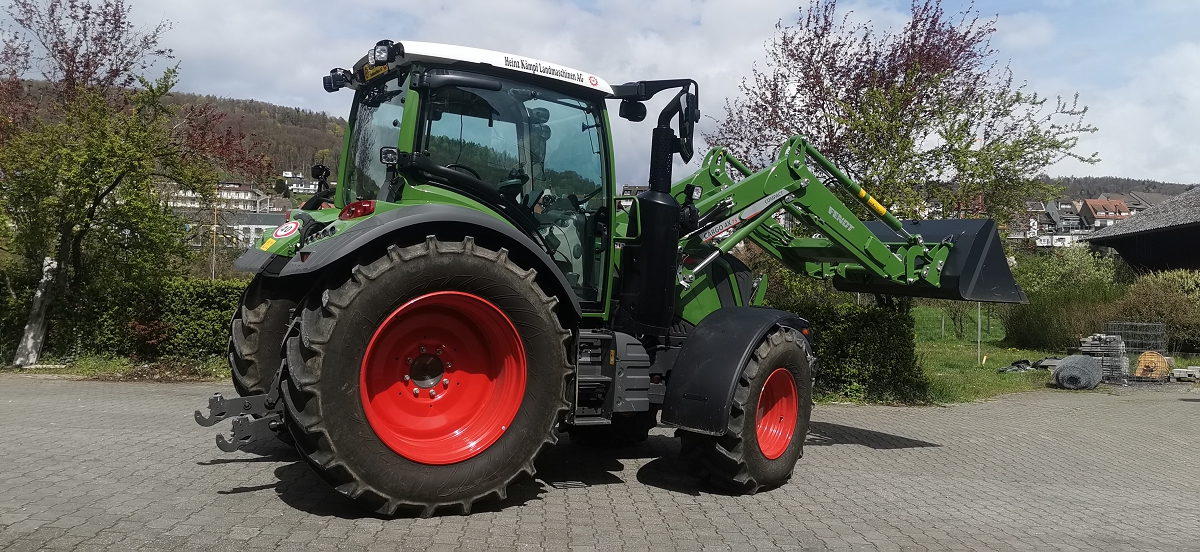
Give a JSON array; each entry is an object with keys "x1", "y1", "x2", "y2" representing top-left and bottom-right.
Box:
[
  {"x1": 676, "y1": 93, "x2": 699, "y2": 163},
  {"x1": 619, "y1": 100, "x2": 646, "y2": 122}
]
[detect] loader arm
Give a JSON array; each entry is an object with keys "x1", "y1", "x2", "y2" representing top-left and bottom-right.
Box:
[
  {"x1": 668, "y1": 136, "x2": 1025, "y2": 303},
  {"x1": 672, "y1": 137, "x2": 948, "y2": 288}
]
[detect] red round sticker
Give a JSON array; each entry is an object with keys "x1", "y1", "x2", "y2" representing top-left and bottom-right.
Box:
[
  {"x1": 588, "y1": 76, "x2": 598, "y2": 86},
  {"x1": 273, "y1": 221, "x2": 300, "y2": 238}
]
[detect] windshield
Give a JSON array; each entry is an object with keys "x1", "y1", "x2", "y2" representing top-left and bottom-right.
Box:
[
  {"x1": 422, "y1": 73, "x2": 606, "y2": 210},
  {"x1": 346, "y1": 72, "x2": 407, "y2": 201},
  {"x1": 422, "y1": 71, "x2": 609, "y2": 301}
]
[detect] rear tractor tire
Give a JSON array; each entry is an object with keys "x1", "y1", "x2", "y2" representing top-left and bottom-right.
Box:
[
  {"x1": 678, "y1": 327, "x2": 812, "y2": 493},
  {"x1": 229, "y1": 275, "x2": 298, "y2": 396},
  {"x1": 282, "y1": 237, "x2": 572, "y2": 516}
]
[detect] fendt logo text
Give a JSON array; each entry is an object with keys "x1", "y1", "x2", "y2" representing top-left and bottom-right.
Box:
[{"x1": 828, "y1": 206, "x2": 854, "y2": 232}]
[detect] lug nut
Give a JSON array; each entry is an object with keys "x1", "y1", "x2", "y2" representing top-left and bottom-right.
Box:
[
  {"x1": 445, "y1": 362, "x2": 452, "y2": 368},
  {"x1": 407, "y1": 357, "x2": 413, "y2": 364},
  {"x1": 429, "y1": 390, "x2": 437, "y2": 398},
  {"x1": 413, "y1": 388, "x2": 420, "y2": 397},
  {"x1": 420, "y1": 347, "x2": 426, "y2": 353},
  {"x1": 403, "y1": 375, "x2": 411, "y2": 382},
  {"x1": 436, "y1": 348, "x2": 443, "y2": 355},
  {"x1": 442, "y1": 379, "x2": 449, "y2": 386}
]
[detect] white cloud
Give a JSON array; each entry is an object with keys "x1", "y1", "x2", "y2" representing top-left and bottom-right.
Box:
[
  {"x1": 125, "y1": 0, "x2": 794, "y2": 184},
  {"x1": 994, "y1": 12, "x2": 1055, "y2": 53},
  {"x1": 1049, "y1": 42, "x2": 1200, "y2": 183},
  {"x1": 61, "y1": 0, "x2": 1200, "y2": 185}
]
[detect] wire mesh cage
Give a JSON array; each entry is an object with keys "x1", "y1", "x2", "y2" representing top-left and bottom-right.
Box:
[
  {"x1": 1103, "y1": 322, "x2": 1167, "y2": 355},
  {"x1": 1097, "y1": 322, "x2": 1171, "y2": 383},
  {"x1": 1080, "y1": 334, "x2": 1130, "y2": 383}
]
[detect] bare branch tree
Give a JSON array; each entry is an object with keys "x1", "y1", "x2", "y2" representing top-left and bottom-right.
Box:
[
  {"x1": 3, "y1": 0, "x2": 172, "y2": 101},
  {"x1": 707, "y1": 0, "x2": 1097, "y2": 222}
]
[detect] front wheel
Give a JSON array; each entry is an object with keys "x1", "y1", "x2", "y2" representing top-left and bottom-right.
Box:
[
  {"x1": 229, "y1": 275, "x2": 297, "y2": 396},
  {"x1": 678, "y1": 327, "x2": 813, "y2": 493},
  {"x1": 282, "y1": 237, "x2": 571, "y2": 516}
]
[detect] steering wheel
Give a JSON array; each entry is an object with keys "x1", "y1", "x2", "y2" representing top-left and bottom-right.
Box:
[{"x1": 445, "y1": 163, "x2": 482, "y2": 180}]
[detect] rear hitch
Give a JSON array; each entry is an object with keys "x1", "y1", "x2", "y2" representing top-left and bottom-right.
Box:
[
  {"x1": 216, "y1": 413, "x2": 284, "y2": 452},
  {"x1": 195, "y1": 364, "x2": 286, "y2": 452}
]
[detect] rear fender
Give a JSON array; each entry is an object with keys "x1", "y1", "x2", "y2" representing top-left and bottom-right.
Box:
[
  {"x1": 661, "y1": 307, "x2": 810, "y2": 435},
  {"x1": 251, "y1": 204, "x2": 583, "y2": 323}
]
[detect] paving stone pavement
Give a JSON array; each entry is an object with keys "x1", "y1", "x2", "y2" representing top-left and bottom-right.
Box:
[{"x1": 2, "y1": 373, "x2": 1199, "y2": 551}]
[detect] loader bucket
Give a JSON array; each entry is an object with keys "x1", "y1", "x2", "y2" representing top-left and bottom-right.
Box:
[{"x1": 832, "y1": 218, "x2": 1028, "y2": 303}]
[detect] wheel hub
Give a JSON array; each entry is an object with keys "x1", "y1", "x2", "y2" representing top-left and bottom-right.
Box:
[
  {"x1": 359, "y1": 291, "x2": 527, "y2": 465},
  {"x1": 408, "y1": 353, "x2": 444, "y2": 389}
]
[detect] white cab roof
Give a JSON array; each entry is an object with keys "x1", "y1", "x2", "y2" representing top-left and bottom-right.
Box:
[{"x1": 397, "y1": 41, "x2": 613, "y2": 96}]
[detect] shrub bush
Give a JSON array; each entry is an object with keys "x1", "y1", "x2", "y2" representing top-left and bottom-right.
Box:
[
  {"x1": 738, "y1": 244, "x2": 927, "y2": 402},
  {"x1": 158, "y1": 278, "x2": 248, "y2": 358},
  {"x1": 1109, "y1": 270, "x2": 1200, "y2": 352},
  {"x1": 1002, "y1": 246, "x2": 1124, "y2": 350},
  {"x1": 803, "y1": 302, "x2": 925, "y2": 402}
]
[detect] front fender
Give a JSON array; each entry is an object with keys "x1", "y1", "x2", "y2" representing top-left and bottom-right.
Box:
[
  {"x1": 260, "y1": 204, "x2": 582, "y2": 323},
  {"x1": 660, "y1": 307, "x2": 810, "y2": 435}
]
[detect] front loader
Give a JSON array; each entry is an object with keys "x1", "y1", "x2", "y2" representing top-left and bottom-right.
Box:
[{"x1": 195, "y1": 40, "x2": 1025, "y2": 516}]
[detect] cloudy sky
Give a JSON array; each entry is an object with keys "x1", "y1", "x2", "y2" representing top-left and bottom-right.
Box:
[{"x1": 90, "y1": 1, "x2": 1200, "y2": 185}]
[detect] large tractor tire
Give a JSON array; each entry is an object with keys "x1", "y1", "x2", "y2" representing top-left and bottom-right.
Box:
[
  {"x1": 678, "y1": 327, "x2": 812, "y2": 493},
  {"x1": 282, "y1": 237, "x2": 571, "y2": 516},
  {"x1": 229, "y1": 276, "x2": 297, "y2": 396}
]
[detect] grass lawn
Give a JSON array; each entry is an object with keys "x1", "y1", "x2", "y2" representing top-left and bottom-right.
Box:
[
  {"x1": 3, "y1": 355, "x2": 230, "y2": 382},
  {"x1": 911, "y1": 305, "x2": 1058, "y2": 403}
]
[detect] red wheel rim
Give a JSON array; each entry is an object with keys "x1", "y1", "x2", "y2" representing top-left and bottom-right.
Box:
[
  {"x1": 359, "y1": 291, "x2": 526, "y2": 465},
  {"x1": 756, "y1": 367, "x2": 799, "y2": 460}
]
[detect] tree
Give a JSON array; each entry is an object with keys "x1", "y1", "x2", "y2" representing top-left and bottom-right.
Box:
[
  {"x1": 707, "y1": 0, "x2": 1098, "y2": 224},
  {"x1": 1, "y1": 70, "x2": 268, "y2": 364},
  {"x1": 1, "y1": 1, "x2": 268, "y2": 365}
]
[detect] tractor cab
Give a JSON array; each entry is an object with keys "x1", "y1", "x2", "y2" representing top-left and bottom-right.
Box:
[{"x1": 334, "y1": 42, "x2": 614, "y2": 303}]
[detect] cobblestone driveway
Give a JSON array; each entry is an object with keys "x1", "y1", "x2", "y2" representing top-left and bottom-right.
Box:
[{"x1": 2, "y1": 373, "x2": 1198, "y2": 550}]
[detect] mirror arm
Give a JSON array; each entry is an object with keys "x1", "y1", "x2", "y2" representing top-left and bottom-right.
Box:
[{"x1": 657, "y1": 89, "x2": 686, "y2": 127}]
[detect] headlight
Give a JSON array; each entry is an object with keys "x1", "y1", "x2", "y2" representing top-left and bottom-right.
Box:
[
  {"x1": 370, "y1": 40, "x2": 395, "y2": 67},
  {"x1": 373, "y1": 45, "x2": 389, "y2": 65}
]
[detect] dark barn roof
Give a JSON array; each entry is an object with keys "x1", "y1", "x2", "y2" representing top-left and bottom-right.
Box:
[{"x1": 1086, "y1": 187, "x2": 1200, "y2": 270}]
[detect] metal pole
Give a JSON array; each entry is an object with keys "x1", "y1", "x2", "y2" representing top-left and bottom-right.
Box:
[
  {"x1": 212, "y1": 182, "x2": 218, "y2": 280},
  {"x1": 977, "y1": 301, "x2": 982, "y2": 365}
]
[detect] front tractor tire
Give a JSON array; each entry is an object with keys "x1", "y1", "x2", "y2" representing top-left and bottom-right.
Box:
[
  {"x1": 229, "y1": 275, "x2": 298, "y2": 396},
  {"x1": 678, "y1": 327, "x2": 813, "y2": 493},
  {"x1": 282, "y1": 237, "x2": 571, "y2": 516}
]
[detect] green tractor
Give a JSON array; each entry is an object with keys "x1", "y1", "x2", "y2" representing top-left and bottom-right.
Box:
[{"x1": 195, "y1": 40, "x2": 1025, "y2": 516}]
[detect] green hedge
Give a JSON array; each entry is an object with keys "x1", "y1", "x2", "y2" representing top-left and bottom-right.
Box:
[
  {"x1": 742, "y1": 245, "x2": 927, "y2": 402},
  {"x1": 803, "y1": 302, "x2": 925, "y2": 402},
  {"x1": 157, "y1": 278, "x2": 248, "y2": 358}
]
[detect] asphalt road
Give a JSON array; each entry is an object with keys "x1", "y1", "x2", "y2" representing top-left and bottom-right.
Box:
[{"x1": 2, "y1": 373, "x2": 1199, "y2": 551}]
